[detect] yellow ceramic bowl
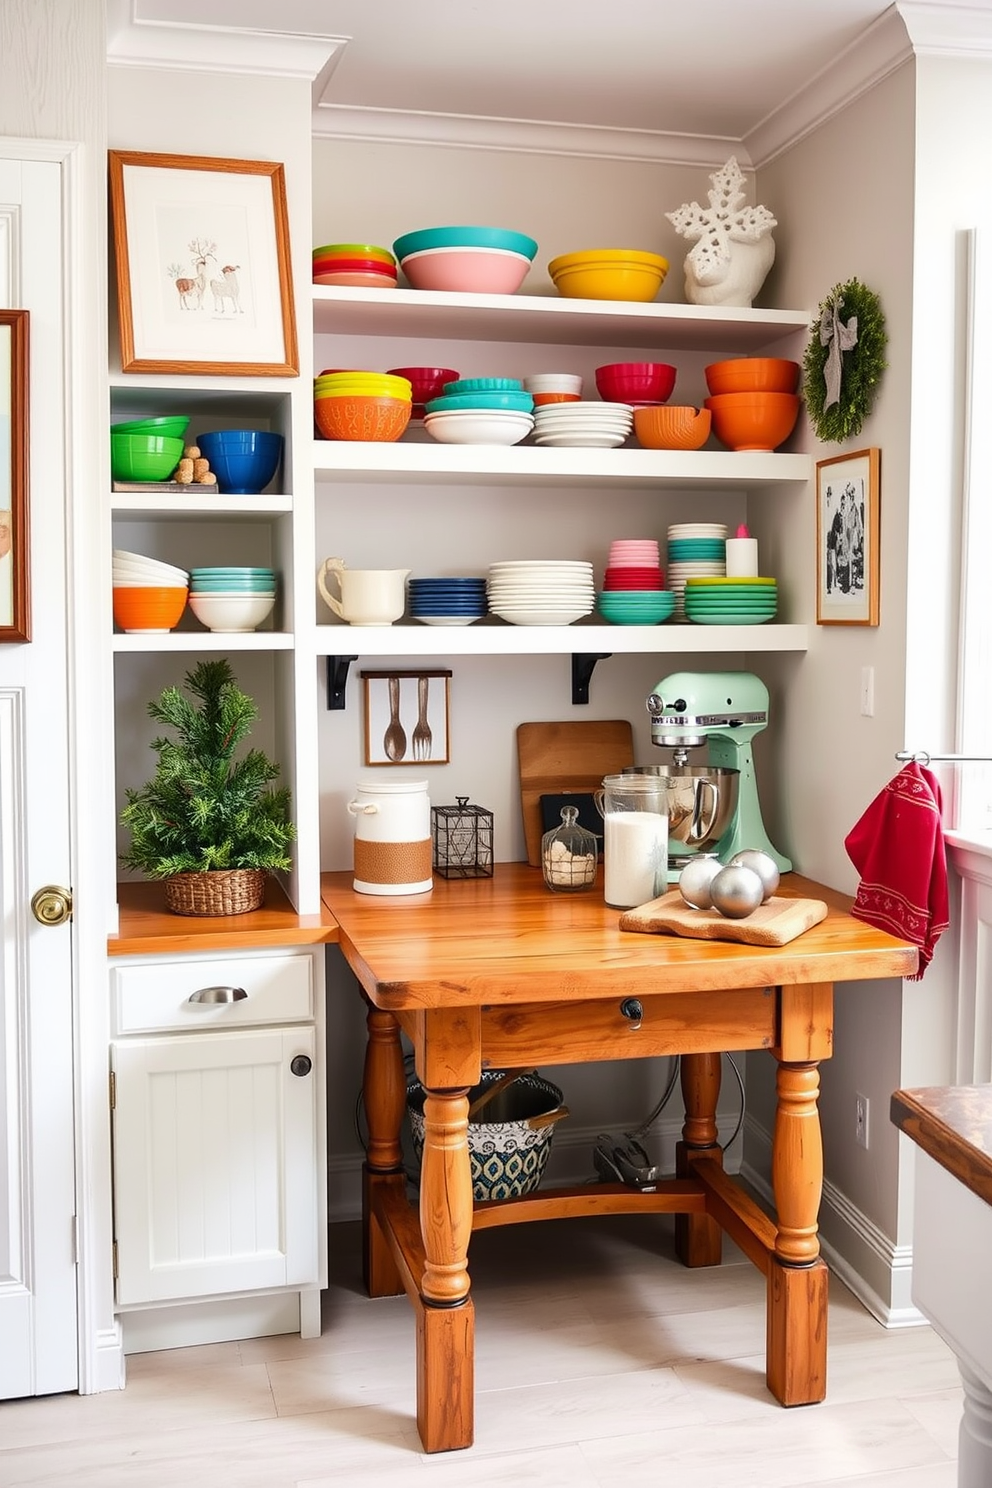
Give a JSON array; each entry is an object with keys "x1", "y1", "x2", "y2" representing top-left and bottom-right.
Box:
[
  {"x1": 633, "y1": 405, "x2": 712, "y2": 451},
  {"x1": 548, "y1": 250, "x2": 669, "y2": 303},
  {"x1": 314, "y1": 374, "x2": 412, "y2": 401},
  {"x1": 548, "y1": 248, "x2": 669, "y2": 272}
]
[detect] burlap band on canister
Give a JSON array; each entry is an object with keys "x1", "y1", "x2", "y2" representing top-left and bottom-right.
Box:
[{"x1": 353, "y1": 837, "x2": 432, "y2": 886}]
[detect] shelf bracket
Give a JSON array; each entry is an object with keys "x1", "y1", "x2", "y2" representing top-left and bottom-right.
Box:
[
  {"x1": 326, "y1": 655, "x2": 358, "y2": 711},
  {"x1": 571, "y1": 652, "x2": 612, "y2": 705}
]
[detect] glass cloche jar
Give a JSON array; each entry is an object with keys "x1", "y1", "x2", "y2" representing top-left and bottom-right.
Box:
[{"x1": 541, "y1": 805, "x2": 598, "y2": 892}]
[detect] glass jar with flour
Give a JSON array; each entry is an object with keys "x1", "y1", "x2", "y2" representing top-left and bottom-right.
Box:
[{"x1": 595, "y1": 773, "x2": 677, "y2": 909}]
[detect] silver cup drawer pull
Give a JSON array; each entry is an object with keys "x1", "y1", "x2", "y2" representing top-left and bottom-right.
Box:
[{"x1": 187, "y1": 985, "x2": 249, "y2": 1005}]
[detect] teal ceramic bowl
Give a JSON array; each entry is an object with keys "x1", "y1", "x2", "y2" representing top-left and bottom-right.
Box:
[
  {"x1": 597, "y1": 590, "x2": 675, "y2": 624},
  {"x1": 110, "y1": 432, "x2": 185, "y2": 482},
  {"x1": 425, "y1": 389, "x2": 535, "y2": 413},
  {"x1": 393, "y1": 225, "x2": 538, "y2": 260},
  {"x1": 444, "y1": 377, "x2": 524, "y2": 394}
]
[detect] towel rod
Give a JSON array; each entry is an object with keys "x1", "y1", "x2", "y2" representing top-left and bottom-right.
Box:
[{"x1": 896, "y1": 750, "x2": 992, "y2": 764}]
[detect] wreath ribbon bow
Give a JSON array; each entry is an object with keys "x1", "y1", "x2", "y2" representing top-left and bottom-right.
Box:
[{"x1": 819, "y1": 296, "x2": 859, "y2": 411}]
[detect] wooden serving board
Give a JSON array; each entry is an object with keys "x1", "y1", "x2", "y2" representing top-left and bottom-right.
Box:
[
  {"x1": 619, "y1": 890, "x2": 829, "y2": 946},
  {"x1": 517, "y1": 720, "x2": 634, "y2": 867}
]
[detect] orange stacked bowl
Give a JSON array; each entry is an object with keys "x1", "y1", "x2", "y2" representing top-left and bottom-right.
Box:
[
  {"x1": 112, "y1": 550, "x2": 189, "y2": 633},
  {"x1": 312, "y1": 243, "x2": 397, "y2": 289},
  {"x1": 313, "y1": 370, "x2": 412, "y2": 442},
  {"x1": 703, "y1": 358, "x2": 801, "y2": 451}
]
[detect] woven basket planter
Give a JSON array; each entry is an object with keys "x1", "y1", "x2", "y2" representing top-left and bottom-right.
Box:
[{"x1": 164, "y1": 868, "x2": 267, "y2": 917}]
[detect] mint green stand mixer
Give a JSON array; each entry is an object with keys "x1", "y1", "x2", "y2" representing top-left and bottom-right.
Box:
[{"x1": 644, "y1": 669, "x2": 792, "y2": 880}]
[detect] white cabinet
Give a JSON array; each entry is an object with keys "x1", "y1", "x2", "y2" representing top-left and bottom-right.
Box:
[{"x1": 109, "y1": 948, "x2": 326, "y2": 1349}]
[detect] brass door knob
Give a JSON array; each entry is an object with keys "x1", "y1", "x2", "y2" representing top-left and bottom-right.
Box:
[{"x1": 31, "y1": 884, "x2": 72, "y2": 926}]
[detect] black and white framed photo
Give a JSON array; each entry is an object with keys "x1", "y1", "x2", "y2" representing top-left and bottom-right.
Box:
[{"x1": 815, "y1": 447, "x2": 880, "y2": 626}]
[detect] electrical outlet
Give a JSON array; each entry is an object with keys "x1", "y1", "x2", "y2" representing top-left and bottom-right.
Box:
[{"x1": 855, "y1": 1093, "x2": 870, "y2": 1149}]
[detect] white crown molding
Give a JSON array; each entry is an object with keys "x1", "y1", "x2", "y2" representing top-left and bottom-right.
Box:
[
  {"x1": 310, "y1": 104, "x2": 750, "y2": 169},
  {"x1": 896, "y1": 0, "x2": 992, "y2": 56},
  {"x1": 105, "y1": 0, "x2": 345, "y2": 86}
]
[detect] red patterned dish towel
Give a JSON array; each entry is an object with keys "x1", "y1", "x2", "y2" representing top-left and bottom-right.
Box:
[{"x1": 844, "y1": 762, "x2": 949, "y2": 980}]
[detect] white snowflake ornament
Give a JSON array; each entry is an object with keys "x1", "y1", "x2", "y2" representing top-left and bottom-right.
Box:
[{"x1": 666, "y1": 158, "x2": 777, "y2": 308}]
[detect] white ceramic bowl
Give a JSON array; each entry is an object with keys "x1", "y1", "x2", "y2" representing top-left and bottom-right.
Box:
[
  {"x1": 424, "y1": 411, "x2": 534, "y2": 445},
  {"x1": 187, "y1": 592, "x2": 276, "y2": 633}
]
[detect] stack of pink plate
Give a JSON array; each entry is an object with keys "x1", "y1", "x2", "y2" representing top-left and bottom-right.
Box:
[{"x1": 603, "y1": 538, "x2": 663, "y2": 588}]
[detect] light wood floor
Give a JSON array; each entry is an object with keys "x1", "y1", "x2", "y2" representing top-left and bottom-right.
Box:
[{"x1": 0, "y1": 1215, "x2": 962, "y2": 1487}]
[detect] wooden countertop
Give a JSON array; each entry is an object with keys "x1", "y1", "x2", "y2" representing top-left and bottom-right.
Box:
[
  {"x1": 891, "y1": 1083, "x2": 992, "y2": 1209},
  {"x1": 109, "y1": 879, "x2": 339, "y2": 957},
  {"x1": 320, "y1": 862, "x2": 918, "y2": 1010}
]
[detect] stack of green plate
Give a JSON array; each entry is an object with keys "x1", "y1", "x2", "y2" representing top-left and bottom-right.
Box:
[{"x1": 683, "y1": 576, "x2": 777, "y2": 625}]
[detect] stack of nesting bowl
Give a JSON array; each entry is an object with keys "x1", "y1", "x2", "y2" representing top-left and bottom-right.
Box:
[
  {"x1": 597, "y1": 538, "x2": 673, "y2": 625},
  {"x1": 522, "y1": 373, "x2": 584, "y2": 406},
  {"x1": 110, "y1": 416, "x2": 189, "y2": 483},
  {"x1": 197, "y1": 430, "x2": 284, "y2": 494},
  {"x1": 703, "y1": 357, "x2": 801, "y2": 451},
  {"x1": 548, "y1": 249, "x2": 669, "y2": 302},
  {"x1": 392, "y1": 226, "x2": 538, "y2": 294},
  {"x1": 314, "y1": 370, "x2": 412, "y2": 442},
  {"x1": 112, "y1": 549, "x2": 189, "y2": 633},
  {"x1": 187, "y1": 567, "x2": 277, "y2": 634},
  {"x1": 312, "y1": 243, "x2": 397, "y2": 289},
  {"x1": 423, "y1": 377, "x2": 534, "y2": 446}
]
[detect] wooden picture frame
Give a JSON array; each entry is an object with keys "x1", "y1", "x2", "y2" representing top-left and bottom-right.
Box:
[
  {"x1": 108, "y1": 150, "x2": 298, "y2": 376},
  {"x1": 361, "y1": 670, "x2": 452, "y2": 766},
  {"x1": 0, "y1": 310, "x2": 29, "y2": 642},
  {"x1": 815, "y1": 447, "x2": 880, "y2": 625}
]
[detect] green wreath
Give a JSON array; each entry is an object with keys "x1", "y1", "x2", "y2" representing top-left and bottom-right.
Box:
[{"x1": 802, "y1": 278, "x2": 887, "y2": 443}]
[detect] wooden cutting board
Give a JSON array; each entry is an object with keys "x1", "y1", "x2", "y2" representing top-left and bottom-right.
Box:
[
  {"x1": 517, "y1": 720, "x2": 634, "y2": 867},
  {"x1": 619, "y1": 890, "x2": 829, "y2": 946}
]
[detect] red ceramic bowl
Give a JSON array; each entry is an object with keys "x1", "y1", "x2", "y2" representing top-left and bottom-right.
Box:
[
  {"x1": 704, "y1": 391, "x2": 801, "y2": 451},
  {"x1": 595, "y1": 361, "x2": 677, "y2": 404},
  {"x1": 314, "y1": 394, "x2": 411, "y2": 443},
  {"x1": 602, "y1": 567, "x2": 665, "y2": 590},
  {"x1": 704, "y1": 358, "x2": 801, "y2": 396},
  {"x1": 386, "y1": 366, "x2": 460, "y2": 404},
  {"x1": 312, "y1": 256, "x2": 397, "y2": 276}
]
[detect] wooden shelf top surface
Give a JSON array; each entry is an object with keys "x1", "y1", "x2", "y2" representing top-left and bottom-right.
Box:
[
  {"x1": 320, "y1": 862, "x2": 917, "y2": 1009},
  {"x1": 109, "y1": 880, "x2": 338, "y2": 957},
  {"x1": 891, "y1": 1083, "x2": 992, "y2": 1209}
]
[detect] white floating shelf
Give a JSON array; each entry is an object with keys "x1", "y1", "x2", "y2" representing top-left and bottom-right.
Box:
[
  {"x1": 112, "y1": 631, "x2": 295, "y2": 654},
  {"x1": 315, "y1": 622, "x2": 809, "y2": 657},
  {"x1": 312, "y1": 285, "x2": 812, "y2": 352},
  {"x1": 312, "y1": 441, "x2": 811, "y2": 490},
  {"x1": 111, "y1": 495, "x2": 293, "y2": 518}
]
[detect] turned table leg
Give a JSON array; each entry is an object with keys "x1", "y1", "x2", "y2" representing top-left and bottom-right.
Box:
[
  {"x1": 676, "y1": 1051, "x2": 724, "y2": 1267},
  {"x1": 767, "y1": 1057, "x2": 829, "y2": 1405},
  {"x1": 417, "y1": 1085, "x2": 475, "y2": 1451},
  {"x1": 362, "y1": 1004, "x2": 406, "y2": 1297}
]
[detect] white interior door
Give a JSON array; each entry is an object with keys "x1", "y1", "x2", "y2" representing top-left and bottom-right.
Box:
[{"x1": 0, "y1": 153, "x2": 78, "y2": 1396}]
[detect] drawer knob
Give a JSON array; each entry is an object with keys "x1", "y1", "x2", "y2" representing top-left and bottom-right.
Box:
[
  {"x1": 290, "y1": 1055, "x2": 312, "y2": 1077},
  {"x1": 620, "y1": 997, "x2": 643, "y2": 1029},
  {"x1": 187, "y1": 985, "x2": 248, "y2": 1004}
]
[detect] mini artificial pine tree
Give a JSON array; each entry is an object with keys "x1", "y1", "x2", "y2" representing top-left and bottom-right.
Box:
[{"x1": 120, "y1": 658, "x2": 295, "y2": 879}]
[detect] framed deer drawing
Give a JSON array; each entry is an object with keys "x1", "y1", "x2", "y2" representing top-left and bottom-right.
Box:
[{"x1": 108, "y1": 151, "x2": 298, "y2": 376}]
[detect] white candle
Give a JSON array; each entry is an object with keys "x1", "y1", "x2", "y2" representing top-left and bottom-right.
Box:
[{"x1": 603, "y1": 810, "x2": 668, "y2": 908}]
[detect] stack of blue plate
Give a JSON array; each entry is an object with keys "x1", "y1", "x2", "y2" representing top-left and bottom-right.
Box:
[{"x1": 408, "y1": 576, "x2": 488, "y2": 627}]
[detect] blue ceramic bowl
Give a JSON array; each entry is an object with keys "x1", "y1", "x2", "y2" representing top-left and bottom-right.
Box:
[
  {"x1": 197, "y1": 430, "x2": 284, "y2": 495},
  {"x1": 392, "y1": 225, "x2": 538, "y2": 261}
]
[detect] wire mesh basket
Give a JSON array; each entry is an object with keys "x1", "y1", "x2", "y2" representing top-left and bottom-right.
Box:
[{"x1": 431, "y1": 796, "x2": 494, "y2": 878}]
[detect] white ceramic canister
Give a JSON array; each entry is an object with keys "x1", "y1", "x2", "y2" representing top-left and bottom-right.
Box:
[{"x1": 346, "y1": 778, "x2": 433, "y2": 895}]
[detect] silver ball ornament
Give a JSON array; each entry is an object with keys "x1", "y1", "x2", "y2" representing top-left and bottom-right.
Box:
[
  {"x1": 709, "y1": 864, "x2": 765, "y2": 919},
  {"x1": 728, "y1": 848, "x2": 780, "y2": 902},
  {"x1": 678, "y1": 855, "x2": 723, "y2": 909}
]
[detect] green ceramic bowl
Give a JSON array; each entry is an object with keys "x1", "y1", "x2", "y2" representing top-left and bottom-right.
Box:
[
  {"x1": 110, "y1": 432, "x2": 185, "y2": 482},
  {"x1": 111, "y1": 416, "x2": 191, "y2": 440}
]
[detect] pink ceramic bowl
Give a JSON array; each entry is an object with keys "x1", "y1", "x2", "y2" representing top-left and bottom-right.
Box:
[{"x1": 399, "y1": 246, "x2": 532, "y2": 294}]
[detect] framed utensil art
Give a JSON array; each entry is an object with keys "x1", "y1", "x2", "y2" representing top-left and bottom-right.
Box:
[
  {"x1": 0, "y1": 309, "x2": 29, "y2": 642},
  {"x1": 108, "y1": 150, "x2": 298, "y2": 376},
  {"x1": 361, "y1": 670, "x2": 451, "y2": 766}
]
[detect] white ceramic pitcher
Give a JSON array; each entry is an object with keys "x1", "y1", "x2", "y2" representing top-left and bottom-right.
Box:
[{"x1": 318, "y1": 557, "x2": 410, "y2": 626}]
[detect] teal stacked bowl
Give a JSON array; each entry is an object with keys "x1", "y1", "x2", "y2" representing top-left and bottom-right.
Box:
[
  {"x1": 597, "y1": 590, "x2": 675, "y2": 625},
  {"x1": 424, "y1": 389, "x2": 534, "y2": 414},
  {"x1": 392, "y1": 225, "x2": 538, "y2": 260}
]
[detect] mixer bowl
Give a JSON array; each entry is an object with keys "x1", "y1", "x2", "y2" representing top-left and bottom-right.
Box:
[{"x1": 622, "y1": 765, "x2": 740, "y2": 850}]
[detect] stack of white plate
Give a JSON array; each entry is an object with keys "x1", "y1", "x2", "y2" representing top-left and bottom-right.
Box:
[
  {"x1": 112, "y1": 548, "x2": 189, "y2": 587},
  {"x1": 532, "y1": 401, "x2": 633, "y2": 449},
  {"x1": 487, "y1": 560, "x2": 596, "y2": 626},
  {"x1": 666, "y1": 523, "x2": 727, "y2": 621}
]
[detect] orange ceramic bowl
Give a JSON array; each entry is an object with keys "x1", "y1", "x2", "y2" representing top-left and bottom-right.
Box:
[
  {"x1": 314, "y1": 393, "x2": 411, "y2": 443},
  {"x1": 704, "y1": 358, "x2": 801, "y2": 396},
  {"x1": 704, "y1": 391, "x2": 801, "y2": 452},
  {"x1": 112, "y1": 584, "x2": 188, "y2": 633},
  {"x1": 633, "y1": 404, "x2": 712, "y2": 450}
]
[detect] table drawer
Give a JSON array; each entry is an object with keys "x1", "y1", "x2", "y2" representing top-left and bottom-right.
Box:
[{"x1": 112, "y1": 951, "x2": 314, "y2": 1035}]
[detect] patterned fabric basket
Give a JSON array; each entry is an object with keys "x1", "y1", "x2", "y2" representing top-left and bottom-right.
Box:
[
  {"x1": 407, "y1": 1069, "x2": 564, "y2": 1201},
  {"x1": 164, "y1": 868, "x2": 267, "y2": 917}
]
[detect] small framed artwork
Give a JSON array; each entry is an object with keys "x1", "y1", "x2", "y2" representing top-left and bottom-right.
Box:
[
  {"x1": 108, "y1": 150, "x2": 298, "y2": 376},
  {"x1": 0, "y1": 309, "x2": 29, "y2": 643},
  {"x1": 815, "y1": 447, "x2": 880, "y2": 625},
  {"x1": 361, "y1": 670, "x2": 452, "y2": 767}
]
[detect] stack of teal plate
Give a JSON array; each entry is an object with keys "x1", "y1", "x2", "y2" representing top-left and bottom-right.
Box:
[{"x1": 683, "y1": 576, "x2": 777, "y2": 624}]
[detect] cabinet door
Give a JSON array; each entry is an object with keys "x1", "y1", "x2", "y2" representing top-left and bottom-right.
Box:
[{"x1": 112, "y1": 1026, "x2": 317, "y2": 1306}]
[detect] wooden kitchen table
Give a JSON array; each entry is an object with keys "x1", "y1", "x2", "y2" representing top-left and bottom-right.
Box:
[{"x1": 320, "y1": 864, "x2": 917, "y2": 1453}]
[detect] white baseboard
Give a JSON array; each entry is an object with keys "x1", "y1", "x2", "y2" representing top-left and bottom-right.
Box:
[{"x1": 86, "y1": 1323, "x2": 126, "y2": 1393}]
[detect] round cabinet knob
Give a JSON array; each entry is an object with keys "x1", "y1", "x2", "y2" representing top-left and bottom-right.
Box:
[
  {"x1": 620, "y1": 998, "x2": 643, "y2": 1028},
  {"x1": 31, "y1": 884, "x2": 72, "y2": 926},
  {"x1": 290, "y1": 1055, "x2": 312, "y2": 1077}
]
